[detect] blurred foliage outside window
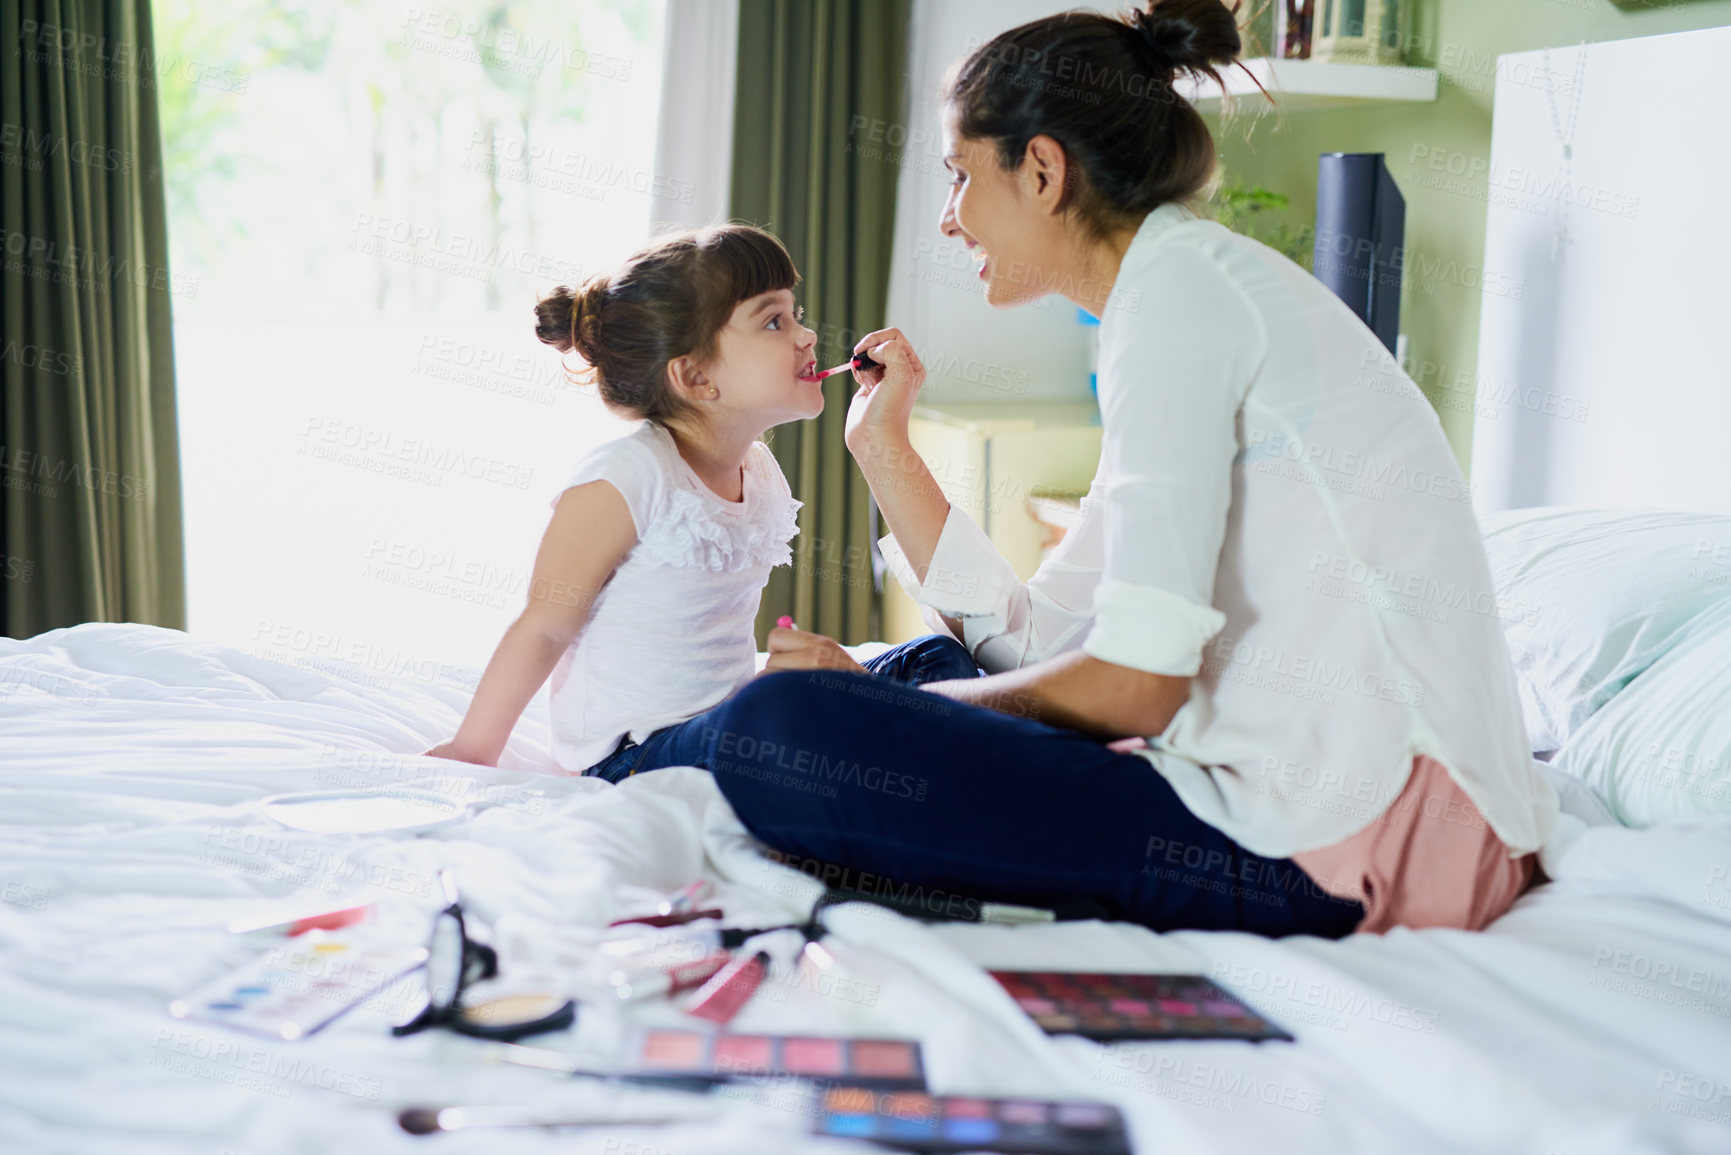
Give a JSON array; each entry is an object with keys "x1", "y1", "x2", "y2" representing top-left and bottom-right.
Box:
[
  {"x1": 154, "y1": 0, "x2": 667, "y2": 318},
  {"x1": 1212, "y1": 182, "x2": 1316, "y2": 271},
  {"x1": 150, "y1": 0, "x2": 669, "y2": 671}
]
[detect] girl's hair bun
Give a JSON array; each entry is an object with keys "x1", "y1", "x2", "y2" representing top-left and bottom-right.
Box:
[
  {"x1": 533, "y1": 283, "x2": 580, "y2": 354},
  {"x1": 1127, "y1": 0, "x2": 1241, "y2": 81},
  {"x1": 534, "y1": 277, "x2": 608, "y2": 363}
]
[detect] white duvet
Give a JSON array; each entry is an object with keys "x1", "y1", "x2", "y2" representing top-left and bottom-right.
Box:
[{"x1": 2, "y1": 624, "x2": 1729, "y2": 1154}]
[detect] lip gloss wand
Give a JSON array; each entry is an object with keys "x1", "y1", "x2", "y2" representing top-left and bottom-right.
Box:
[{"x1": 799, "y1": 350, "x2": 881, "y2": 382}]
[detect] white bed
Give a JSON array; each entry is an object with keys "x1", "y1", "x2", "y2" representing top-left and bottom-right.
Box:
[
  {"x1": 2, "y1": 623, "x2": 1730, "y2": 1154},
  {"x1": 9, "y1": 24, "x2": 1731, "y2": 1155}
]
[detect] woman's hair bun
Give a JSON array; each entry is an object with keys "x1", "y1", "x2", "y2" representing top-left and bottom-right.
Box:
[
  {"x1": 533, "y1": 277, "x2": 607, "y2": 362},
  {"x1": 1128, "y1": 0, "x2": 1241, "y2": 79}
]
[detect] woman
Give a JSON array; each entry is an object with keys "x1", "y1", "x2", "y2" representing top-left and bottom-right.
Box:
[{"x1": 655, "y1": 0, "x2": 1558, "y2": 937}]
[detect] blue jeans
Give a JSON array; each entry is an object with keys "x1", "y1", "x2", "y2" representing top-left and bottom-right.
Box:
[
  {"x1": 583, "y1": 633, "x2": 982, "y2": 783},
  {"x1": 584, "y1": 633, "x2": 1363, "y2": 937}
]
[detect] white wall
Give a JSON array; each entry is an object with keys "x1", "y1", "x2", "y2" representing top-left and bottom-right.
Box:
[
  {"x1": 883, "y1": 0, "x2": 1102, "y2": 404},
  {"x1": 1470, "y1": 27, "x2": 1731, "y2": 515}
]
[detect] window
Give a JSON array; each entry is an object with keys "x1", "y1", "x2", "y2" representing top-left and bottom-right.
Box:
[{"x1": 155, "y1": 0, "x2": 667, "y2": 686}]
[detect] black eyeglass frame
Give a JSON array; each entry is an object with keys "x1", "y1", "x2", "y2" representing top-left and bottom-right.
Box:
[{"x1": 392, "y1": 874, "x2": 571, "y2": 1042}]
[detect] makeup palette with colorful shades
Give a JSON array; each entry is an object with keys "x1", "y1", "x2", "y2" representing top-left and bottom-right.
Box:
[
  {"x1": 813, "y1": 1089, "x2": 1131, "y2": 1155},
  {"x1": 990, "y1": 970, "x2": 1292, "y2": 1042},
  {"x1": 627, "y1": 1028, "x2": 926, "y2": 1089},
  {"x1": 169, "y1": 934, "x2": 429, "y2": 1041}
]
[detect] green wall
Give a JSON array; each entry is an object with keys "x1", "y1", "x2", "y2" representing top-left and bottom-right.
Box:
[{"x1": 1208, "y1": 0, "x2": 1731, "y2": 471}]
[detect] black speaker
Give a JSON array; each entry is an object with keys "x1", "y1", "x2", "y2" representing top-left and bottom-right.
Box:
[{"x1": 1313, "y1": 153, "x2": 1405, "y2": 354}]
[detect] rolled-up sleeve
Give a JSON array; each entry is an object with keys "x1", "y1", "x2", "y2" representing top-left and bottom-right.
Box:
[
  {"x1": 878, "y1": 504, "x2": 1014, "y2": 624},
  {"x1": 879, "y1": 480, "x2": 1108, "y2": 674},
  {"x1": 1079, "y1": 240, "x2": 1266, "y2": 677}
]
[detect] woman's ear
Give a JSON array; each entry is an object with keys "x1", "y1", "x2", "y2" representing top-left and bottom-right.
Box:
[{"x1": 1022, "y1": 134, "x2": 1072, "y2": 216}]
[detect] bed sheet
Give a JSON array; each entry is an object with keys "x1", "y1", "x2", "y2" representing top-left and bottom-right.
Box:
[{"x1": 2, "y1": 624, "x2": 1728, "y2": 1155}]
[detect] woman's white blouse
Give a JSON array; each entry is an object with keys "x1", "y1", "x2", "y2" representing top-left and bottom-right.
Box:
[{"x1": 878, "y1": 202, "x2": 1558, "y2": 859}]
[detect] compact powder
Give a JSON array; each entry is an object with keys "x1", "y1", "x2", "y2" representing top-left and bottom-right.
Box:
[
  {"x1": 850, "y1": 1040, "x2": 913, "y2": 1077},
  {"x1": 824, "y1": 1087, "x2": 876, "y2": 1113},
  {"x1": 882, "y1": 1092, "x2": 934, "y2": 1120},
  {"x1": 639, "y1": 1029, "x2": 709, "y2": 1070},
  {"x1": 1056, "y1": 1103, "x2": 1117, "y2": 1127},
  {"x1": 944, "y1": 1098, "x2": 993, "y2": 1118},
  {"x1": 1000, "y1": 1100, "x2": 1050, "y2": 1125},
  {"x1": 782, "y1": 1036, "x2": 845, "y2": 1075},
  {"x1": 459, "y1": 994, "x2": 566, "y2": 1026},
  {"x1": 712, "y1": 1033, "x2": 774, "y2": 1074}
]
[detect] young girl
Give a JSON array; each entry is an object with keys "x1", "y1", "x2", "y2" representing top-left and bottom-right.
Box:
[{"x1": 427, "y1": 225, "x2": 980, "y2": 779}]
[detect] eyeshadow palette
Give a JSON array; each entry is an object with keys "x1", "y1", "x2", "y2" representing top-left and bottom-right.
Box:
[
  {"x1": 169, "y1": 933, "x2": 429, "y2": 1040},
  {"x1": 813, "y1": 1089, "x2": 1131, "y2": 1154},
  {"x1": 990, "y1": 970, "x2": 1292, "y2": 1042},
  {"x1": 627, "y1": 1029, "x2": 926, "y2": 1089}
]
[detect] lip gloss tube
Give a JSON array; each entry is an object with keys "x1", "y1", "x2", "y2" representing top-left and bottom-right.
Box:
[
  {"x1": 683, "y1": 950, "x2": 771, "y2": 1025},
  {"x1": 608, "y1": 951, "x2": 734, "y2": 1003}
]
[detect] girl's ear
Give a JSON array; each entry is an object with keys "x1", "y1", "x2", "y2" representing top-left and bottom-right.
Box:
[
  {"x1": 1023, "y1": 133, "x2": 1071, "y2": 216},
  {"x1": 666, "y1": 354, "x2": 710, "y2": 401}
]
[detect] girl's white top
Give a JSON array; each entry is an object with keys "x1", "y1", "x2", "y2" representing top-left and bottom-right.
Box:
[
  {"x1": 880, "y1": 202, "x2": 1558, "y2": 859},
  {"x1": 546, "y1": 420, "x2": 801, "y2": 773}
]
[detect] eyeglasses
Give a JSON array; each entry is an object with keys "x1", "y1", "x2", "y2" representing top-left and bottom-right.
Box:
[{"x1": 393, "y1": 871, "x2": 573, "y2": 1042}]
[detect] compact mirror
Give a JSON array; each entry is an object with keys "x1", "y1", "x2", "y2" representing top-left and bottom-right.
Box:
[
  {"x1": 424, "y1": 912, "x2": 465, "y2": 1014},
  {"x1": 393, "y1": 872, "x2": 570, "y2": 1043}
]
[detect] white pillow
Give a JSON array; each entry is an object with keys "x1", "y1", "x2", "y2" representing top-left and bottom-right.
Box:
[
  {"x1": 1549, "y1": 597, "x2": 1731, "y2": 826},
  {"x1": 1478, "y1": 506, "x2": 1731, "y2": 753}
]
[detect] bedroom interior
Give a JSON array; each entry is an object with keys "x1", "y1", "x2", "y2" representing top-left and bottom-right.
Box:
[{"x1": 3, "y1": 0, "x2": 1731, "y2": 1152}]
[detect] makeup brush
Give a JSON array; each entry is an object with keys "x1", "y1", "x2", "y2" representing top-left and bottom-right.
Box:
[
  {"x1": 801, "y1": 350, "x2": 882, "y2": 381},
  {"x1": 399, "y1": 1104, "x2": 694, "y2": 1134},
  {"x1": 484, "y1": 1041, "x2": 719, "y2": 1092}
]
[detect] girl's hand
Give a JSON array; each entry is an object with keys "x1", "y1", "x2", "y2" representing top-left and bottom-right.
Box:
[
  {"x1": 759, "y1": 625, "x2": 868, "y2": 677},
  {"x1": 844, "y1": 327, "x2": 925, "y2": 452},
  {"x1": 424, "y1": 740, "x2": 495, "y2": 767}
]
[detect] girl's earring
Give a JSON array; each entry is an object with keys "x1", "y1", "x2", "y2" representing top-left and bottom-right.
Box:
[{"x1": 709, "y1": 387, "x2": 719, "y2": 399}]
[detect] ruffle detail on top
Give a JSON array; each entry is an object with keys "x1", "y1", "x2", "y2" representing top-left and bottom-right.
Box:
[{"x1": 635, "y1": 487, "x2": 804, "y2": 572}]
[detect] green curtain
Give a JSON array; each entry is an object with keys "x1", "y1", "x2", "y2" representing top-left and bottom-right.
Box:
[
  {"x1": 0, "y1": 0, "x2": 185, "y2": 638},
  {"x1": 730, "y1": 0, "x2": 910, "y2": 648}
]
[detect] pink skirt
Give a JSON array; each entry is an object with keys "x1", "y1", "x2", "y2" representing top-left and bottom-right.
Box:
[{"x1": 1290, "y1": 754, "x2": 1541, "y2": 934}]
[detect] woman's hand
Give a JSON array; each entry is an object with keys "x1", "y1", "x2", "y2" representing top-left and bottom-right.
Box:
[
  {"x1": 423, "y1": 740, "x2": 495, "y2": 767},
  {"x1": 758, "y1": 625, "x2": 869, "y2": 677},
  {"x1": 844, "y1": 327, "x2": 926, "y2": 453}
]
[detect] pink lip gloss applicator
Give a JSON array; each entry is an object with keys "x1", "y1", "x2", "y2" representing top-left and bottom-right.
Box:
[{"x1": 801, "y1": 349, "x2": 882, "y2": 382}]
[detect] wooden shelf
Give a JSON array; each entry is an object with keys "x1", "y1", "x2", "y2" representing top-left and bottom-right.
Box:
[{"x1": 1181, "y1": 58, "x2": 1439, "y2": 113}]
